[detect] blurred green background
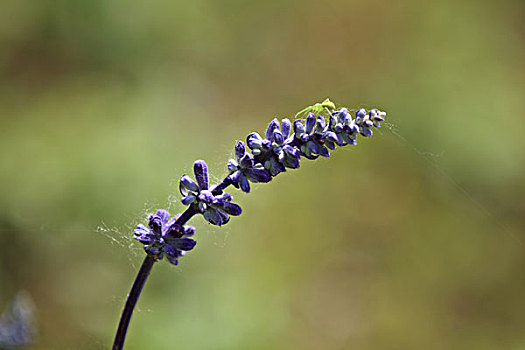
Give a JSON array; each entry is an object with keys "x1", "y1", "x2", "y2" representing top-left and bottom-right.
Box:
[{"x1": 1, "y1": 0, "x2": 524, "y2": 349}]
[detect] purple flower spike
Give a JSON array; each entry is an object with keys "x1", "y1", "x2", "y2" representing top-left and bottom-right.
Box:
[{"x1": 134, "y1": 100, "x2": 386, "y2": 267}]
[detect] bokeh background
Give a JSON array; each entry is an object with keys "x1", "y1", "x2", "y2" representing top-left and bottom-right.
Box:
[{"x1": 1, "y1": 0, "x2": 524, "y2": 349}]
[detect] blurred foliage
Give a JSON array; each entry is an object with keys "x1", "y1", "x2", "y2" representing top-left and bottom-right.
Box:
[{"x1": 1, "y1": 0, "x2": 524, "y2": 349}]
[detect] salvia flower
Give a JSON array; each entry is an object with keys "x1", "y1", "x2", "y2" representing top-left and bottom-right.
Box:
[
  {"x1": 247, "y1": 118, "x2": 301, "y2": 176},
  {"x1": 180, "y1": 160, "x2": 242, "y2": 225},
  {"x1": 269, "y1": 118, "x2": 301, "y2": 170},
  {"x1": 227, "y1": 141, "x2": 272, "y2": 193},
  {"x1": 369, "y1": 108, "x2": 386, "y2": 127},
  {"x1": 293, "y1": 113, "x2": 333, "y2": 159},
  {"x1": 328, "y1": 108, "x2": 360, "y2": 146},
  {"x1": 133, "y1": 209, "x2": 196, "y2": 265},
  {"x1": 354, "y1": 108, "x2": 375, "y2": 137}
]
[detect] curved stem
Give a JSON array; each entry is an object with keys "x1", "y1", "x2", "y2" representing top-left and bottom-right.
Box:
[
  {"x1": 112, "y1": 255, "x2": 156, "y2": 350},
  {"x1": 112, "y1": 177, "x2": 229, "y2": 349}
]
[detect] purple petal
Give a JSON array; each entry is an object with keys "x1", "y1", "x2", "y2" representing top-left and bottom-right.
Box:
[
  {"x1": 284, "y1": 156, "x2": 300, "y2": 169},
  {"x1": 235, "y1": 141, "x2": 246, "y2": 159},
  {"x1": 215, "y1": 192, "x2": 232, "y2": 202},
  {"x1": 293, "y1": 120, "x2": 305, "y2": 135},
  {"x1": 341, "y1": 133, "x2": 354, "y2": 145},
  {"x1": 319, "y1": 145, "x2": 330, "y2": 157},
  {"x1": 180, "y1": 175, "x2": 199, "y2": 193},
  {"x1": 247, "y1": 132, "x2": 263, "y2": 150},
  {"x1": 199, "y1": 190, "x2": 215, "y2": 204},
  {"x1": 164, "y1": 245, "x2": 179, "y2": 265},
  {"x1": 239, "y1": 154, "x2": 254, "y2": 169},
  {"x1": 239, "y1": 175, "x2": 250, "y2": 193},
  {"x1": 229, "y1": 170, "x2": 242, "y2": 184},
  {"x1": 307, "y1": 140, "x2": 319, "y2": 154},
  {"x1": 148, "y1": 213, "x2": 166, "y2": 234},
  {"x1": 193, "y1": 160, "x2": 209, "y2": 190},
  {"x1": 273, "y1": 130, "x2": 284, "y2": 145},
  {"x1": 222, "y1": 202, "x2": 242, "y2": 216},
  {"x1": 369, "y1": 109, "x2": 380, "y2": 120},
  {"x1": 155, "y1": 210, "x2": 170, "y2": 223},
  {"x1": 163, "y1": 222, "x2": 183, "y2": 238},
  {"x1": 283, "y1": 145, "x2": 300, "y2": 159},
  {"x1": 339, "y1": 108, "x2": 350, "y2": 119},
  {"x1": 271, "y1": 157, "x2": 286, "y2": 175},
  {"x1": 355, "y1": 108, "x2": 367, "y2": 119},
  {"x1": 183, "y1": 226, "x2": 196, "y2": 236},
  {"x1": 266, "y1": 118, "x2": 280, "y2": 140},
  {"x1": 325, "y1": 131, "x2": 338, "y2": 143},
  {"x1": 203, "y1": 208, "x2": 221, "y2": 225},
  {"x1": 227, "y1": 159, "x2": 238, "y2": 173},
  {"x1": 336, "y1": 133, "x2": 345, "y2": 146},
  {"x1": 281, "y1": 118, "x2": 291, "y2": 138},
  {"x1": 325, "y1": 140, "x2": 336, "y2": 150},
  {"x1": 316, "y1": 116, "x2": 326, "y2": 130},
  {"x1": 181, "y1": 194, "x2": 196, "y2": 205},
  {"x1": 204, "y1": 207, "x2": 229, "y2": 226},
  {"x1": 305, "y1": 113, "x2": 316, "y2": 134},
  {"x1": 329, "y1": 116, "x2": 337, "y2": 129},
  {"x1": 175, "y1": 238, "x2": 197, "y2": 251},
  {"x1": 133, "y1": 224, "x2": 156, "y2": 244},
  {"x1": 217, "y1": 209, "x2": 231, "y2": 225},
  {"x1": 361, "y1": 128, "x2": 373, "y2": 137},
  {"x1": 166, "y1": 256, "x2": 179, "y2": 265},
  {"x1": 244, "y1": 167, "x2": 272, "y2": 183}
]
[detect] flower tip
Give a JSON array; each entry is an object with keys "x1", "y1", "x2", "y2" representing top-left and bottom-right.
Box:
[
  {"x1": 266, "y1": 118, "x2": 280, "y2": 140},
  {"x1": 194, "y1": 160, "x2": 209, "y2": 190},
  {"x1": 355, "y1": 108, "x2": 367, "y2": 119},
  {"x1": 180, "y1": 175, "x2": 199, "y2": 193},
  {"x1": 281, "y1": 118, "x2": 292, "y2": 138},
  {"x1": 235, "y1": 141, "x2": 246, "y2": 159}
]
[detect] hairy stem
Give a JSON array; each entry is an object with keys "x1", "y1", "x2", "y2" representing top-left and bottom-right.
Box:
[{"x1": 112, "y1": 255, "x2": 156, "y2": 350}]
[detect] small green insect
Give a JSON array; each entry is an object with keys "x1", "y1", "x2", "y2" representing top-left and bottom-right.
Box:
[{"x1": 294, "y1": 98, "x2": 336, "y2": 118}]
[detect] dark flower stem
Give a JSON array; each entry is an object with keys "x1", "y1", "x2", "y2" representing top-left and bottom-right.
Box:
[
  {"x1": 112, "y1": 255, "x2": 156, "y2": 350},
  {"x1": 113, "y1": 205, "x2": 200, "y2": 349},
  {"x1": 174, "y1": 205, "x2": 199, "y2": 225},
  {"x1": 212, "y1": 176, "x2": 232, "y2": 194}
]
